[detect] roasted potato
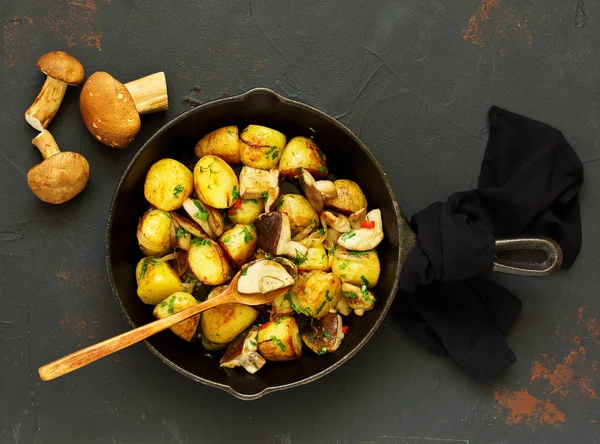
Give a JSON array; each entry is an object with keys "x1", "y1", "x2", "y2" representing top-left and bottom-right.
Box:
[
  {"x1": 229, "y1": 197, "x2": 265, "y2": 225},
  {"x1": 187, "y1": 237, "x2": 233, "y2": 285},
  {"x1": 324, "y1": 179, "x2": 367, "y2": 214},
  {"x1": 239, "y1": 125, "x2": 286, "y2": 170},
  {"x1": 201, "y1": 285, "x2": 259, "y2": 344},
  {"x1": 193, "y1": 155, "x2": 239, "y2": 209},
  {"x1": 135, "y1": 257, "x2": 183, "y2": 305},
  {"x1": 290, "y1": 270, "x2": 342, "y2": 318},
  {"x1": 330, "y1": 247, "x2": 380, "y2": 288},
  {"x1": 279, "y1": 136, "x2": 328, "y2": 179},
  {"x1": 276, "y1": 194, "x2": 318, "y2": 236},
  {"x1": 270, "y1": 290, "x2": 295, "y2": 320},
  {"x1": 144, "y1": 158, "x2": 193, "y2": 211},
  {"x1": 218, "y1": 224, "x2": 258, "y2": 268},
  {"x1": 298, "y1": 244, "x2": 329, "y2": 271},
  {"x1": 257, "y1": 316, "x2": 302, "y2": 361},
  {"x1": 341, "y1": 282, "x2": 376, "y2": 316},
  {"x1": 153, "y1": 292, "x2": 200, "y2": 342},
  {"x1": 136, "y1": 208, "x2": 172, "y2": 256},
  {"x1": 195, "y1": 125, "x2": 240, "y2": 164}
]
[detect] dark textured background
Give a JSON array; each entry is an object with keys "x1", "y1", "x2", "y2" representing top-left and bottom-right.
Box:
[{"x1": 1, "y1": 1, "x2": 599, "y2": 443}]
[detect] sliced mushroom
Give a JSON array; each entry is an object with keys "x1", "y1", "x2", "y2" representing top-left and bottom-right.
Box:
[
  {"x1": 349, "y1": 207, "x2": 367, "y2": 230},
  {"x1": 264, "y1": 186, "x2": 281, "y2": 213},
  {"x1": 25, "y1": 51, "x2": 85, "y2": 131},
  {"x1": 337, "y1": 209, "x2": 384, "y2": 251},
  {"x1": 341, "y1": 282, "x2": 376, "y2": 316},
  {"x1": 254, "y1": 212, "x2": 308, "y2": 259},
  {"x1": 182, "y1": 198, "x2": 217, "y2": 238},
  {"x1": 220, "y1": 327, "x2": 266, "y2": 374},
  {"x1": 170, "y1": 212, "x2": 205, "y2": 250},
  {"x1": 321, "y1": 210, "x2": 351, "y2": 233},
  {"x1": 237, "y1": 260, "x2": 294, "y2": 294},
  {"x1": 335, "y1": 297, "x2": 353, "y2": 316},
  {"x1": 298, "y1": 168, "x2": 338, "y2": 212},
  {"x1": 238, "y1": 166, "x2": 280, "y2": 198},
  {"x1": 315, "y1": 180, "x2": 337, "y2": 199},
  {"x1": 301, "y1": 313, "x2": 345, "y2": 354}
]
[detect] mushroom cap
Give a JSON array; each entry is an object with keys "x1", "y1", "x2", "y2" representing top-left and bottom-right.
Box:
[
  {"x1": 37, "y1": 51, "x2": 85, "y2": 85},
  {"x1": 27, "y1": 152, "x2": 90, "y2": 204},
  {"x1": 80, "y1": 72, "x2": 141, "y2": 148}
]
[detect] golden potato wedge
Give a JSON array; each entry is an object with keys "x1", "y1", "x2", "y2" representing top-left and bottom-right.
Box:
[
  {"x1": 193, "y1": 155, "x2": 239, "y2": 209},
  {"x1": 257, "y1": 316, "x2": 302, "y2": 361},
  {"x1": 297, "y1": 244, "x2": 329, "y2": 271},
  {"x1": 218, "y1": 224, "x2": 258, "y2": 268},
  {"x1": 324, "y1": 179, "x2": 367, "y2": 215},
  {"x1": 279, "y1": 136, "x2": 328, "y2": 179},
  {"x1": 290, "y1": 270, "x2": 342, "y2": 318},
  {"x1": 135, "y1": 257, "x2": 183, "y2": 305},
  {"x1": 270, "y1": 290, "x2": 296, "y2": 320},
  {"x1": 153, "y1": 292, "x2": 200, "y2": 342},
  {"x1": 330, "y1": 247, "x2": 380, "y2": 288},
  {"x1": 144, "y1": 158, "x2": 193, "y2": 211},
  {"x1": 137, "y1": 208, "x2": 172, "y2": 257},
  {"x1": 187, "y1": 237, "x2": 234, "y2": 285},
  {"x1": 276, "y1": 194, "x2": 318, "y2": 236},
  {"x1": 195, "y1": 125, "x2": 240, "y2": 164},
  {"x1": 239, "y1": 125, "x2": 286, "y2": 170},
  {"x1": 228, "y1": 198, "x2": 264, "y2": 225}
]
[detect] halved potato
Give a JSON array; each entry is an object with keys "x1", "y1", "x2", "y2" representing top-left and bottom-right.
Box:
[
  {"x1": 257, "y1": 316, "x2": 302, "y2": 361},
  {"x1": 187, "y1": 237, "x2": 233, "y2": 285},
  {"x1": 201, "y1": 285, "x2": 259, "y2": 344},
  {"x1": 135, "y1": 257, "x2": 183, "y2": 305},
  {"x1": 290, "y1": 270, "x2": 342, "y2": 318},
  {"x1": 324, "y1": 179, "x2": 367, "y2": 215},
  {"x1": 276, "y1": 194, "x2": 318, "y2": 236},
  {"x1": 153, "y1": 292, "x2": 200, "y2": 341},
  {"x1": 229, "y1": 198, "x2": 264, "y2": 225},
  {"x1": 298, "y1": 244, "x2": 329, "y2": 271},
  {"x1": 279, "y1": 136, "x2": 328, "y2": 179},
  {"x1": 195, "y1": 125, "x2": 240, "y2": 164},
  {"x1": 330, "y1": 247, "x2": 380, "y2": 288},
  {"x1": 239, "y1": 125, "x2": 286, "y2": 170},
  {"x1": 144, "y1": 158, "x2": 193, "y2": 211},
  {"x1": 218, "y1": 224, "x2": 258, "y2": 268},
  {"x1": 193, "y1": 155, "x2": 239, "y2": 209},
  {"x1": 270, "y1": 290, "x2": 295, "y2": 320},
  {"x1": 137, "y1": 208, "x2": 172, "y2": 257}
]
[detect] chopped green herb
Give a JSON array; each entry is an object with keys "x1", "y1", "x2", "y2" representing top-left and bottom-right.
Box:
[
  {"x1": 343, "y1": 291, "x2": 358, "y2": 299},
  {"x1": 204, "y1": 353, "x2": 214, "y2": 358},
  {"x1": 283, "y1": 291, "x2": 291, "y2": 301},
  {"x1": 198, "y1": 161, "x2": 220, "y2": 176},
  {"x1": 324, "y1": 290, "x2": 332, "y2": 302},
  {"x1": 271, "y1": 150, "x2": 279, "y2": 160},
  {"x1": 231, "y1": 186, "x2": 240, "y2": 202},
  {"x1": 318, "y1": 165, "x2": 327, "y2": 174},
  {"x1": 216, "y1": 333, "x2": 220, "y2": 337},
  {"x1": 349, "y1": 251, "x2": 370, "y2": 258},
  {"x1": 292, "y1": 249, "x2": 308, "y2": 265},
  {"x1": 265, "y1": 253, "x2": 273, "y2": 260},
  {"x1": 318, "y1": 348, "x2": 327, "y2": 355},
  {"x1": 321, "y1": 331, "x2": 332, "y2": 339},
  {"x1": 191, "y1": 237, "x2": 211, "y2": 246},
  {"x1": 341, "y1": 230, "x2": 356, "y2": 241},
  {"x1": 241, "y1": 226, "x2": 254, "y2": 244},
  {"x1": 173, "y1": 184, "x2": 184, "y2": 198},
  {"x1": 167, "y1": 295, "x2": 176, "y2": 314},
  {"x1": 227, "y1": 129, "x2": 234, "y2": 136},
  {"x1": 246, "y1": 199, "x2": 258, "y2": 204},
  {"x1": 290, "y1": 297, "x2": 311, "y2": 316},
  {"x1": 265, "y1": 146, "x2": 279, "y2": 160},
  {"x1": 193, "y1": 200, "x2": 209, "y2": 221},
  {"x1": 139, "y1": 257, "x2": 160, "y2": 279},
  {"x1": 184, "y1": 273, "x2": 200, "y2": 290},
  {"x1": 338, "y1": 261, "x2": 349, "y2": 270},
  {"x1": 261, "y1": 192, "x2": 269, "y2": 200},
  {"x1": 339, "y1": 273, "x2": 347, "y2": 278},
  {"x1": 223, "y1": 235, "x2": 232, "y2": 244},
  {"x1": 317, "y1": 227, "x2": 326, "y2": 235},
  {"x1": 176, "y1": 226, "x2": 189, "y2": 239},
  {"x1": 276, "y1": 198, "x2": 284, "y2": 209},
  {"x1": 308, "y1": 331, "x2": 316, "y2": 343},
  {"x1": 162, "y1": 211, "x2": 172, "y2": 219},
  {"x1": 241, "y1": 267, "x2": 248, "y2": 276},
  {"x1": 309, "y1": 127, "x2": 316, "y2": 133},
  {"x1": 360, "y1": 275, "x2": 370, "y2": 299},
  {"x1": 315, "y1": 299, "x2": 327, "y2": 315},
  {"x1": 249, "y1": 340, "x2": 257, "y2": 347},
  {"x1": 270, "y1": 336, "x2": 287, "y2": 352},
  {"x1": 360, "y1": 275, "x2": 370, "y2": 286},
  {"x1": 160, "y1": 300, "x2": 168, "y2": 308},
  {"x1": 317, "y1": 150, "x2": 324, "y2": 160},
  {"x1": 274, "y1": 316, "x2": 286, "y2": 325}
]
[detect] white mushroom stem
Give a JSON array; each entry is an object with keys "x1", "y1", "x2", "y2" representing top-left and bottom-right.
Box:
[
  {"x1": 237, "y1": 260, "x2": 294, "y2": 294},
  {"x1": 25, "y1": 76, "x2": 68, "y2": 131},
  {"x1": 322, "y1": 210, "x2": 351, "y2": 233},
  {"x1": 337, "y1": 209, "x2": 384, "y2": 251},
  {"x1": 315, "y1": 180, "x2": 337, "y2": 199},
  {"x1": 124, "y1": 72, "x2": 169, "y2": 115},
  {"x1": 349, "y1": 207, "x2": 367, "y2": 230},
  {"x1": 32, "y1": 130, "x2": 61, "y2": 159}
]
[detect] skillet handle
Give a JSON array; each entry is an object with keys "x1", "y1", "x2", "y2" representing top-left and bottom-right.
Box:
[{"x1": 493, "y1": 237, "x2": 563, "y2": 277}]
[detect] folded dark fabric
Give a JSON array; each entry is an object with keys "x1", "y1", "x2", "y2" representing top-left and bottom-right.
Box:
[{"x1": 395, "y1": 106, "x2": 584, "y2": 379}]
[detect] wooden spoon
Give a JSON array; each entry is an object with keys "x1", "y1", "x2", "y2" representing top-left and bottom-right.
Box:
[{"x1": 38, "y1": 267, "x2": 292, "y2": 381}]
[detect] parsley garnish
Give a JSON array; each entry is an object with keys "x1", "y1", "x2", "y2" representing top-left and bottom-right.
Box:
[
  {"x1": 321, "y1": 331, "x2": 331, "y2": 339},
  {"x1": 231, "y1": 186, "x2": 240, "y2": 202},
  {"x1": 340, "y1": 231, "x2": 356, "y2": 241},
  {"x1": 265, "y1": 253, "x2": 273, "y2": 260},
  {"x1": 173, "y1": 184, "x2": 184, "y2": 198},
  {"x1": 349, "y1": 251, "x2": 369, "y2": 257},
  {"x1": 360, "y1": 275, "x2": 370, "y2": 286},
  {"x1": 249, "y1": 340, "x2": 257, "y2": 347},
  {"x1": 318, "y1": 165, "x2": 327, "y2": 174},
  {"x1": 139, "y1": 257, "x2": 160, "y2": 279},
  {"x1": 193, "y1": 200, "x2": 209, "y2": 221},
  {"x1": 318, "y1": 348, "x2": 327, "y2": 355},
  {"x1": 315, "y1": 299, "x2": 327, "y2": 315},
  {"x1": 317, "y1": 227, "x2": 326, "y2": 235},
  {"x1": 343, "y1": 291, "x2": 358, "y2": 299},
  {"x1": 176, "y1": 226, "x2": 189, "y2": 239},
  {"x1": 184, "y1": 273, "x2": 200, "y2": 290},
  {"x1": 309, "y1": 127, "x2": 316, "y2": 133},
  {"x1": 241, "y1": 267, "x2": 248, "y2": 276},
  {"x1": 167, "y1": 295, "x2": 176, "y2": 314},
  {"x1": 162, "y1": 211, "x2": 172, "y2": 219},
  {"x1": 191, "y1": 237, "x2": 211, "y2": 246},
  {"x1": 204, "y1": 353, "x2": 214, "y2": 358},
  {"x1": 292, "y1": 249, "x2": 307, "y2": 265},
  {"x1": 265, "y1": 146, "x2": 279, "y2": 160},
  {"x1": 246, "y1": 199, "x2": 258, "y2": 204},
  {"x1": 261, "y1": 191, "x2": 269, "y2": 200},
  {"x1": 271, "y1": 336, "x2": 287, "y2": 352},
  {"x1": 160, "y1": 300, "x2": 168, "y2": 308},
  {"x1": 241, "y1": 226, "x2": 254, "y2": 244},
  {"x1": 227, "y1": 129, "x2": 234, "y2": 136},
  {"x1": 360, "y1": 275, "x2": 370, "y2": 299},
  {"x1": 275, "y1": 316, "x2": 286, "y2": 325},
  {"x1": 198, "y1": 161, "x2": 220, "y2": 176},
  {"x1": 324, "y1": 290, "x2": 332, "y2": 302},
  {"x1": 308, "y1": 331, "x2": 316, "y2": 343},
  {"x1": 338, "y1": 261, "x2": 349, "y2": 270},
  {"x1": 223, "y1": 235, "x2": 232, "y2": 244},
  {"x1": 290, "y1": 297, "x2": 311, "y2": 316}
]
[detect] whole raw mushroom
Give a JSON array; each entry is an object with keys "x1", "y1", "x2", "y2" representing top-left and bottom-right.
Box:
[
  {"x1": 80, "y1": 71, "x2": 168, "y2": 148},
  {"x1": 27, "y1": 130, "x2": 90, "y2": 204},
  {"x1": 25, "y1": 51, "x2": 85, "y2": 131}
]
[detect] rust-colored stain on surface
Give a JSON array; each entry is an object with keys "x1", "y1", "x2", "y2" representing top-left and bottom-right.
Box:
[
  {"x1": 462, "y1": 0, "x2": 500, "y2": 46},
  {"x1": 578, "y1": 307, "x2": 600, "y2": 342},
  {"x1": 494, "y1": 388, "x2": 566, "y2": 426},
  {"x1": 3, "y1": 17, "x2": 33, "y2": 68}
]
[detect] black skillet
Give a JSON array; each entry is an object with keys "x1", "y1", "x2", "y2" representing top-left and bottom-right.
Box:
[{"x1": 106, "y1": 88, "x2": 562, "y2": 400}]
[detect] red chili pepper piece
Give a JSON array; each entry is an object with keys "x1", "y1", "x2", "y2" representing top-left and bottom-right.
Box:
[
  {"x1": 260, "y1": 323, "x2": 270, "y2": 330},
  {"x1": 233, "y1": 198, "x2": 242, "y2": 209},
  {"x1": 228, "y1": 207, "x2": 237, "y2": 215},
  {"x1": 342, "y1": 326, "x2": 349, "y2": 335},
  {"x1": 361, "y1": 220, "x2": 375, "y2": 229}
]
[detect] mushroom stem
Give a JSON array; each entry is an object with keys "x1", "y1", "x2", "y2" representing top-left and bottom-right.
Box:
[
  {"x1": 25, "y1": 76, "x2": 68, "y2": 131},
  {"x1": 124, "y1": 72, "x2": 169, "y2": 115},
  {"x1": 32, "y1": 130, "x2": 61, "y2": 159}
]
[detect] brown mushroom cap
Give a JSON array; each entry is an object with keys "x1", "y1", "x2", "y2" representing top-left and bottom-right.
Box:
[
  {"x1": 80, "y1": 72, "x2": 141, "y2": 148},
  {"x1": 37, "y1": 51, "x2": 85, "y2": 85},
  {"x1": 301, "y1": 312, "x2": 344, "y2": 354},
  {"x1": 27, "y1": 152, "x2": 90, "y2": 204}
]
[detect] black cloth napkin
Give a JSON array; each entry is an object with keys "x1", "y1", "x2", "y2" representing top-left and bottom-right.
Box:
[{"x1": 394, "y1": 106, "x2": 584, "y2": 379}]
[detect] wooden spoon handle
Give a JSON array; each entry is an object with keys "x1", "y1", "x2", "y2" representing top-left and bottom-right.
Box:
[{"x1": 38, "y1": 291, "x2": 233, "y2": 381}]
